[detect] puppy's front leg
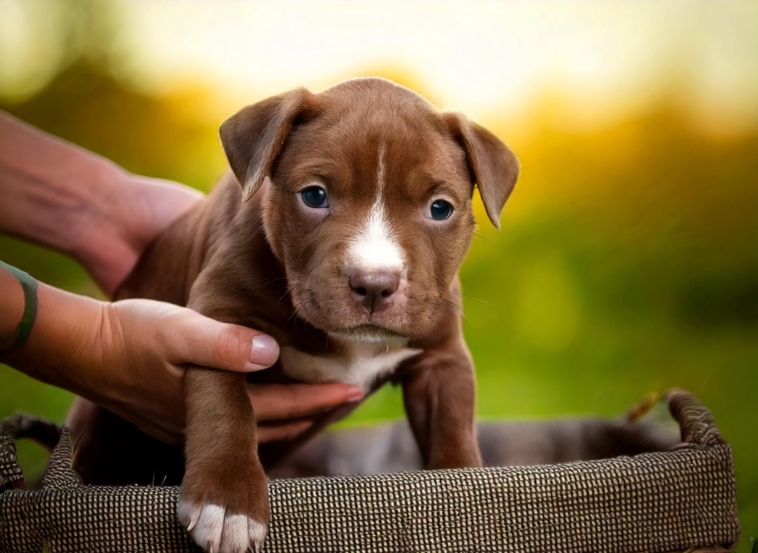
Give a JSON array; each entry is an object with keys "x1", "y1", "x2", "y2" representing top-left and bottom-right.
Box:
[
  {"x1": 401, "y1": 339, "x2": 482, "y2": 470},
  {"x1": 178, "y1": 367, "x2": 268, "y2": 553},
  {"x1": 178, "y1": 280, "x2": 269, "y2": 552}
]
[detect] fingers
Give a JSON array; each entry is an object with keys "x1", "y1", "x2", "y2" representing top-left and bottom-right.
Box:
[
  {"x1": 248, "y1": 382, "x2": 364, "y2": 422},
  {"x1": 172, "y1": 311, "x2": 280, "y2": 372},
  {"x1": 257, "y1": 419, "x2": 315, "y2": 443}
]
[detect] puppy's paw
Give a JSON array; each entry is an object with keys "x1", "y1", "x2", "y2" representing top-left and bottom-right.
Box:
[
  {"x1": 178, "y1": 465, "x2": 269, "y2": 553},
  {"x1": 178, "y1": 501, "x2": 267, "y2": 553}
]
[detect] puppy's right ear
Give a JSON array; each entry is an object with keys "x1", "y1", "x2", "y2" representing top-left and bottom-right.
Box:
[{"x1": 220, "y1": 88, "x2": 317, "y2": 201}]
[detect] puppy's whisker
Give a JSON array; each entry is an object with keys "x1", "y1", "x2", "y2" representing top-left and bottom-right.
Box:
[
  {"x1": 462, "y1": 295, "x2": 490, "y2": 306},
  {"x1": 445, "y1": 291, "x2": 490, "y2": 306},
  {"x1": 441, "y1": 298, "x2": 470, "y2": 323},
  {"x1": 287, "y1": 297, "x2": 314, "y2": 326},
  {"x1": 473, "y1": 231, "x2": 500, "y2": 249},
  {"x1": 261, "y1": 276, "x2": 289, "y2": 287}
]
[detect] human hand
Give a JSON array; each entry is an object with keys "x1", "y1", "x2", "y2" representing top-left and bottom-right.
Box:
[
  {"x1": 79, "y1": 173, "x2": 204, "y2": 296},
  {"x1": 2, "y1": 285, "x2": 364, "y2": 444},
  {"x1": 83, "y1": 298, "x2": 365, "y2": 443}
]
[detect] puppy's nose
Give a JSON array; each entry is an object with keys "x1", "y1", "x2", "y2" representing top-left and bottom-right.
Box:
[{"x1": 349, "y1": 270, "x2": 400, "y2": 314}]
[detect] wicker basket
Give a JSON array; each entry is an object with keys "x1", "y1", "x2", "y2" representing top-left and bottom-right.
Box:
[{"x1": 0, "y1": 389, "x2": 740, "y2": 552}]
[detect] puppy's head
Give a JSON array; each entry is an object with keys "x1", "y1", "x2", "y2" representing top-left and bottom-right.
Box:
[{"x1": 221, "y1": 78, "x2": 519, "y2": 342}]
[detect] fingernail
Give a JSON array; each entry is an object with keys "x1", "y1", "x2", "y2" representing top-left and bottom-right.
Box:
[
  {"x1": 346, "y1": 388, "x2": 364, "y2": 402},
  {"x1": 250, "y1": 335, "x2": 279, "y2": 367}
]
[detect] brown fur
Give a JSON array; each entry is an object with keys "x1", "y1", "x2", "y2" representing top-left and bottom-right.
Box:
[{"x1": 69, "y1": 78, "x2": 519, "y2": 552}]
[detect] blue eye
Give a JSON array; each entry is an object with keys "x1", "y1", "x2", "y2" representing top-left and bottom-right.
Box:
[
  {"x1": 429, "y1": 200, "x2": 453, "y2": 220},
  {"x1": 301, "y1": 186, "x2": 329, "y2": 208}
]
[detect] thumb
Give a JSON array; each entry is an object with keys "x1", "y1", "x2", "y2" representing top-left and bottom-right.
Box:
[{"x1": 175, "y1": 310, "x2": 280, "y2": 372}]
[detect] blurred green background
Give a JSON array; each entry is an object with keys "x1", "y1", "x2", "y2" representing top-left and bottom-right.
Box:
[{"x1": 1, "y1": 1, "x2": 756, "y2": 548}]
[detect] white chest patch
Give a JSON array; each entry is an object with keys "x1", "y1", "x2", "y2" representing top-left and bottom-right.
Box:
[{"x1": 280, "y1": 341, "x2": 421, "y2": 392}]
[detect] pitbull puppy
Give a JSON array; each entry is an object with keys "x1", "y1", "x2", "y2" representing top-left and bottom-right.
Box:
[{"x1": 73, "y1": 77, "x2": 519, "y2": 553}]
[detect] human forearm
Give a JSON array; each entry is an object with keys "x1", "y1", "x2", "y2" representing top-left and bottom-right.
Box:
[
  {"x1": 0, "y1": 273, "x2": 106, "y2": 396},
  {"x1": 0, "y1": 268, "x2": 25, "y2": 350},
  {"x1": 0, "y1": 112, "x2": 127, "y2": 271}
]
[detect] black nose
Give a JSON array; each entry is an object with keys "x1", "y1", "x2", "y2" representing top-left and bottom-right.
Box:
[{"x1": 349, "y1": 270, "x2": 400, "y2": 314}]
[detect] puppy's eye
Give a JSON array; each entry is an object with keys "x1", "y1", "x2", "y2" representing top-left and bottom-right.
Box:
[
  {"x1": 301, "y1": 186, "x2": 329, "y2": 208},
  {"x1": 429, "y1": 200, "x2": 454, "y2": 221}
]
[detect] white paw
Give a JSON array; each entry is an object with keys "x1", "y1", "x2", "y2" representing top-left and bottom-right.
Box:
[{"x1": 178, "y1": 500, "x2": 267, "y2": 553}]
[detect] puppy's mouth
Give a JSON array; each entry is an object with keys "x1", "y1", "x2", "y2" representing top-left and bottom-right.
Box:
[
  {"x1": 328, "y1": 324, "x2": 409, "y2": 345},
  {"x1": 290, "y1": 284, "x2": 418, "y2": 343}
]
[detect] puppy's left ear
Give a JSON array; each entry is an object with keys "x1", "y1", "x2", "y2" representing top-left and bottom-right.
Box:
[
  {"x1": 444, "y1": 113, "x2": 520, "y2": 229},
  {"x1": 220, "y1": 88, "x2": 318, "y2": 201}
]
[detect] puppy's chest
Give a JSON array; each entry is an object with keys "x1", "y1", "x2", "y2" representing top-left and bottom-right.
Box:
[{"x1": 279, "y1": 342, "x2": 421, "y2": 392}]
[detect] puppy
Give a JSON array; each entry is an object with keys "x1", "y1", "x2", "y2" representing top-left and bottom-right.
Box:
[{"x1": 70, "y1": 77, "x2": 519, "y2": 553}]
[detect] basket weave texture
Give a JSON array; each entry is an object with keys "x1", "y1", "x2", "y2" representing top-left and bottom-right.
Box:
[{"x1": 0, "y1": 389, "x2": 740, "y2": 553}]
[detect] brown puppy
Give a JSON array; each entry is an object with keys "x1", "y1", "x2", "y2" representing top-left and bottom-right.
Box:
[{"x1": 72, "y1": 77, "x2": 519, "y2": 553}]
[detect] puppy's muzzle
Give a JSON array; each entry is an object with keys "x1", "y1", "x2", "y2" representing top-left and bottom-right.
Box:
[{"x1": 348, "y1": 269, "x2": 400, "y2": 315}]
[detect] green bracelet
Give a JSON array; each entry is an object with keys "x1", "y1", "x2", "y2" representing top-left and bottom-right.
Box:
[{"x1": 0, "y1": 260, "x2": 38, "y2": 351}]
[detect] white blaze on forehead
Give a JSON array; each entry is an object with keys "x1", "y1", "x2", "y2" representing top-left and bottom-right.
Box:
[{"x1": 346, "y1": 143, "x2": 404, "y2": 271}]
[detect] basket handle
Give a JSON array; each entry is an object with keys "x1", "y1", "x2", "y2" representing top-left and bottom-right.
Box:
[
  {"x1": 666, "y1": 388, "x2": 725, "y2": 448},
  {"x1": 0, "y1": 414, "x2": 80, "y2": 490}
]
